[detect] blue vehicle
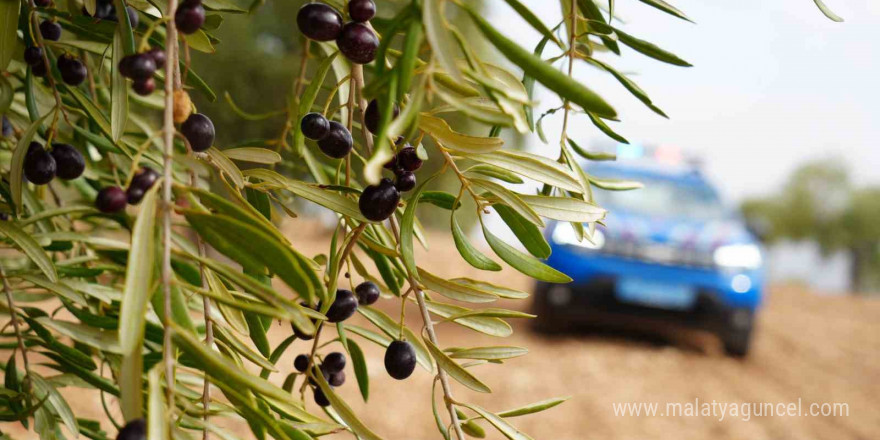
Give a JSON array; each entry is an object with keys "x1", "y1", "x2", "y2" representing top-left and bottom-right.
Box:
[{"x1": 533, "y1": 151, "x2": 765, "y2": 356}]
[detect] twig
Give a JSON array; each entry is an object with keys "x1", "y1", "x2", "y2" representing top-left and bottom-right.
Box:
[
  {"x1": 161, "y1": 0, "x2": 181, "y2": 433},
  {"x1": 560, "y1": 0, "x2": 577, "y2": 149},
  {"x1": 345, "y1": 69, "x2": 356, "y2": 187},
  {"x1": 351, "y1": 65, "x2": 373, "y2": 155},
  {"x1": 1, "y1": 267, "x2": 32, "y2": 405},
  {"x1": 294, "y1": 38, "x2": 310, "y2": 98},
  {"x1": 27, "y1": 5, "x2": 67, "y2": 126},
  {"x1": 541, "y1": 0, "x2": 579, "y2": 197},
  {"x1": 299, "y1": 223, "x2": 365, "y2": 394},
  {"x1": 190, "y1": 171, "x2": 213, "y2": 440},
  {"x1": 388, "y1": 216, "x2": 465, "y2": 440}
]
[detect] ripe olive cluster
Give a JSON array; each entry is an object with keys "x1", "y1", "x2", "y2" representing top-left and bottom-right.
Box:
[
  {"x1": 175, "y1": 0, "x2": 206, "y2": 35},
  {"x1": 301, "y1": 112, "x2": 353, "y2": 159},
  {"x1": 297, "y1": 0, "x2": 379, "y2": 65},
  {"x1": 118, "y1": 48, "x2": 167, "y2": 96},
  {"x1": 291, "y1": 281, "x2": 415, "y2": 406},
  {"x1": 24, "y1": 44, "x2": 88, "y2": 87},
  {"x1": 294, "y1": 350, "x2": 347, "y2": 407},
  {"x1": 357, "y1": 104, "x2": 424, "y2": 223},
  {"x1": 82, "y1": 0, "x2": 139, "y2": 27},
  {"x1": 22, "y1": 46, "x2": 48, "y2": 78},
  {"x1": 23, "y1": 142, "x2": 85, "y2": 186},
  {"x1": 94, "y1": 167, "x2": 159, "y2": 214}
]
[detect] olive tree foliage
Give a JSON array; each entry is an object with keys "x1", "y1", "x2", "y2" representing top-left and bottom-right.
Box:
[
  {"x1": 0, "y1": 0, "x2": 841, "y2": 439},
  {"x1": 742, "y1": 161, "x2": 880, "y2": 293}
]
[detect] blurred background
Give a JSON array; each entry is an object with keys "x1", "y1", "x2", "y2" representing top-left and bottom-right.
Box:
[{"x1": 143, "y1": 0, "x2": 880, "y2": 439}]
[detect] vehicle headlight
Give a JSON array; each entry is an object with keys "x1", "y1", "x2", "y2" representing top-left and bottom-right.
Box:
[
  {"x1": 552, "y1": 225, "x2": 605, "y2": 250},
  {"x1": 713, "y1": 244, "x2": 762, "y2": 269}
]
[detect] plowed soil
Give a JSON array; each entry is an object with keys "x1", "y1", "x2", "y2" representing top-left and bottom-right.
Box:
[{"x1": 3, "y1": 222, "x2": 878, "y2": 440}]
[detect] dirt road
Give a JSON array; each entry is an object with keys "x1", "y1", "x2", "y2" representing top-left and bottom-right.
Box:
[{"x1": 3, "y1": 223, "x2": 879, "y2": 440}]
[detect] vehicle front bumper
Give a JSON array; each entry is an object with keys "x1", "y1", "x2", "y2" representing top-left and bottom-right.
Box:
[{"x1": 545, "y1": 245, "x2": 764, "y2": 311}]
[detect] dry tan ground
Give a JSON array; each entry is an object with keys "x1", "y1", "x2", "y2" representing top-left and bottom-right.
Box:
[{"x1": 3, "y1": 221, "x2": 880, "y2": 440}]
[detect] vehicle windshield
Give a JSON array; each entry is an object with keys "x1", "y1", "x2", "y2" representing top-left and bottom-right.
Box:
[{"x1": 594, "y1": 176, "x2": 726, "y2": 221}]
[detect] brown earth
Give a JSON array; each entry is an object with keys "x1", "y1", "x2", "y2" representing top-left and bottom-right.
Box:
[{"x1": 3, "y1": 221, "x2": 879, "y2": 440}]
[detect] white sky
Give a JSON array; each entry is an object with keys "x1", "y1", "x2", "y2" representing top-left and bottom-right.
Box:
[{"x1": 489, "y1": 0, "x2": 879, "y2": 201}]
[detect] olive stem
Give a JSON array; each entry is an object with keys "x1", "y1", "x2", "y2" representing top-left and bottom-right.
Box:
[
  {"x1": 351, "y1": 64, "x2": 373, "y2": 155},
  {"x1": 388, "y1": 216, "x2": 466, "y2": 440},
  {"x1": 300, "y1": 222, "x2": 365, "y2": 395},
  {"x1": 190, "y1": 170, "x2": 213, "y2": 440},
  {"x1": 161, "y1": 0, "x2": 181, "y2": 433},
  {"x1": 1, "y1": 267, "x2": 32, "y2": 406}
]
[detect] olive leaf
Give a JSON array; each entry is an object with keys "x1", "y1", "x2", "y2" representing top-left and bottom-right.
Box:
[{"x1": 423, "y1": 337, "x2": 491, "y2": 393}]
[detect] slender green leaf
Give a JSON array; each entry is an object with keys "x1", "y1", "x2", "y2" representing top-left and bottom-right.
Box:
[
  {"x1": 422, "y1": 299, "x2": 513, "y2": 337},
  {"x1": 482, "y1": 221, "x2": 571, "y2": 283},
  {"x1": 451, "y1": 212, "x2": 501, "y2": 271},
  {"x1": 423, "y1": 0, "x2": 463, "y2": 81},
  {"x1": 465, "y1": 164, "x2": 524, "y2": 184},
  {"x1": 496, "y1": 397, "x2": 569, "y2": 418},
  {"x1": 590, "y1": 176, "x2": 644, "y2": 191},
  {"x1": 465, "y1": 6, "x2": 616, "y2": 118},
  {"x1": 65, "y1": 86, "x2": 113, "y2": 138},
  {"x1": 614, "y1": 27, "x2": 692, "y2": 66},
  {"x1": 444, "y1": 307, "x2": 535, "y2": 321},
  {"x1": 587, "y1": 57, "x2": 666, "y2": 118},
  {"x1": 187, "y1": 30, "x2": 215, "y2": 53},
  {"x1": 0, "y1": 222, "x2": 57, "y2": 282},
  {"x1": 635, "y1": 0, "x2": 692, "y2": 21},
  {"x1": 120, "y1": 345, "x2": 143, "y2": 420},
  {"x1": 206, "y1": 147, "x2": 245, "y2": 188},
  {"x1": 420, "y1": 191, "x2": 461, "y2": 210},
  {"x1": 423, "y1": 337, "x2": 491, "y2": 393},
  {"x1": 213, "y1": 325, "x2": 277, "y2": 371},
  {"x1": 517, "y1": 195, "x2": 606, "y2": 222},
  {"x1": 448, "y1": 346, "x2": 528, "y2": 360},
  {"x1": 471, "y1": 178, "x2": 543, "y2": 227},
  {"x1": 418, "y1": 268, "x2": 498, "y2": 303},
  {"x1": 147, "y1": 366, "x2": 168, "y2": 440},
  {"x1": 35, "y1": 317, "x2": 122, "y2": 354},
  {"x1": 401, "y1": 174, "x2": 437, "y2": 281},
  {"x1": 119, "y1": 187, "x2": 158, "y2": 355},
  {"x1": 420, "y1": 114, "x2": 503, "y2": 154},
  {"x1": 451, "y1": 278, "x2": 529, "y2": 299},
  {"x1": 0, "y1": 0, "x2": 19, "y2": 71},
  {"x1": 813, "y1": 0, "x2": 844, "y2": 21},
  {"x1": 245, "y1": 169, "x2": 367, "y2": 222},
  {"x1": 222, "y1": 147, "x2": 281, "y2": 164},
  {"x1": 312, "y1": 369, "x2": 383, "y2": 440},
  {"x1": 567, "y1": 138, "x2": 616, "y2": 161},
  {"x1": 173, "y1": 323, "x2": 325, "y2": 423},
  {"x1": 468, "y1": 150, "x2": 581, "y2": 192},
  {"x1": 111, "y1": 25, "x2": 128, "y2": 142},
  {"x1": 31, "y1": 373, "x2": 78, "y2": 435},
  {"x1": 460, "y1": 403, "x2": 534, "y2": 440},
  {"x1": 494, "y1": 204, "x2": 551, "y2": 259},
  {"x1": 204, "y1": 268, "x2": 249, "y2": 335},
  {"x1": 10, "y1": 110, "x2": 53, "y2": 212},
  {"x1": 346, "y1": 339, "x2": 369, "y2": 402},
  {"x1": 185, "y1": 212, "x2": 322, "y2": 306}
]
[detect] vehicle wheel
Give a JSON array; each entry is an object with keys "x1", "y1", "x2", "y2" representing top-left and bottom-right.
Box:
[
  {"x1": 722, "y1": 309, "x2": 754, "y2": 357},
  {"x1": 532, "y1": 282, "x2": 567, "y2": 334}
]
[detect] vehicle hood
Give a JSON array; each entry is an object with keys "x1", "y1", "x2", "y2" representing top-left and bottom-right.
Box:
[{"x1": 601, "y1": 210, "x2": 754, "y2": 250}]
